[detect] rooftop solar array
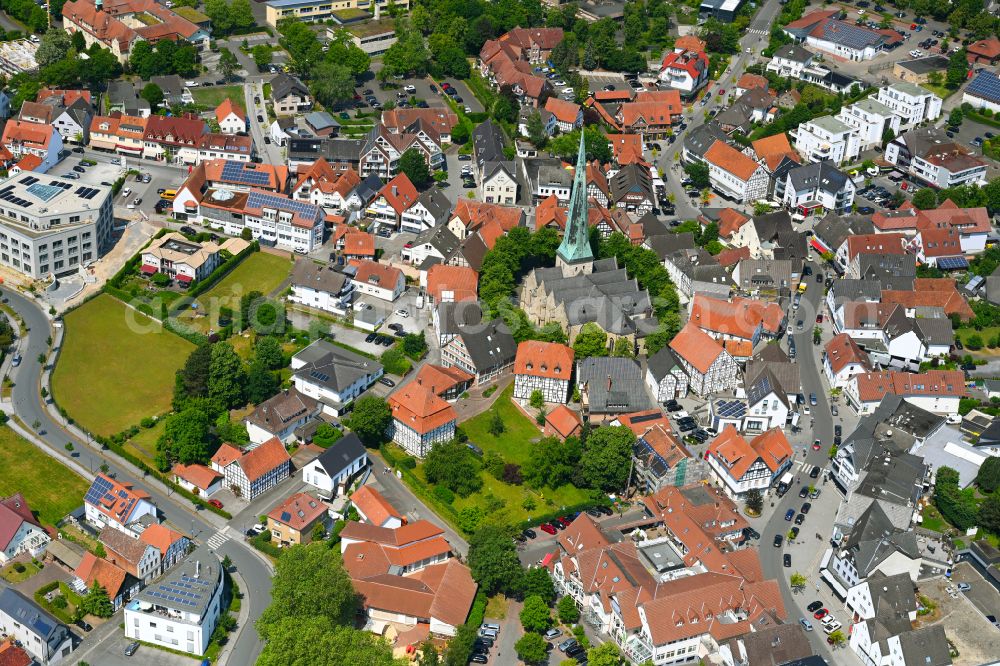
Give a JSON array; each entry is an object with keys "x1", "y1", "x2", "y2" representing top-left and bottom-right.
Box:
[
  {"x1": 820, "y1": 20, "x2": 884, "y2": 50},
  {"x1": 966, "y1": 71, "x2": 1000, "y2": 103},
  {"x1": 221, "y1": 161, "x2": 273, "y2": 187},
  {"x1": 0, "y1": 184, "x2": 32, "y2": 209},
  {"x1": 309, "y1": 370, "x2": 330, "y2": 383},
  {"x1": 715, "y1": 400, "x2": 747, "y2": 419},
  {"x1": 246, "y1": 190, "x2": 319, "y2": 218},
  {"x1": 74, "y1": 186, "x2": 101, "y2": 200},
  {"x1": 26, "y1": 183, "x2": 65, "y2": 202},
  {"x1": 84, "y1": 475, "x2": 115, "y2": 506},
  {"x1": 19, "y1": 175, "x2": 39, "y2": 186},
  {"x1": 146, "y1": 573, "x2": 212, "y2": 609},
  {"x1": 937, "y1": 256, "x2": 969, "y2": 270}
]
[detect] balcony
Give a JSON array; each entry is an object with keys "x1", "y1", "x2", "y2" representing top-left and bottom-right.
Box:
[{"x1": 624, "y1": 634, "x2": 654, "y2": 663}]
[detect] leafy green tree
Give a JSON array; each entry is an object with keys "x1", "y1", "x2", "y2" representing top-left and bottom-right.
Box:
[
  {"x1": 947, "y1": 48, "x2": 969, "y2": 88},
  {"x1": 252, "y1": 44, "x2": 273, "y2": 70},
  {"x1": 611, "y1": 337, "x2": 634, "y2": 358},
  {"x1": 684, "y1": 162, "x2": 710, "y2": 188},
  {"x1": 458, "y1": 505, "x2": 485, "y2": 533},
  {"x1": 310, "y1": 61, "x2": 356, "y2": 109},
  {"x1": 399, "y1": 149, "x2": 432, "y2": 188},
  {"x1": 208, "y1": 342, "x2": 247, "y2": 409},
  {"x1": 158, "y1": 407, "x2": 211, "y2": 465},
  {"x1": 257, "y1": 617, "x2": 397, "y2": 666},
  {"x1": 402, "y1": 332, "x2": 427, "y2": 358},
  {"x1": 35, "y1": 29, "x2": 73, "y2": 68},
  {"x1": 312, "y1": 422, "x2": 343, "y2": 448},
  {"x1": 581, "y1": 426, "x2": 636, "y2": 492},
  {"x1": 520, "y1": 567, "x2": 556, "y2": 604},
  {"x1": 948, "y1": 107, "x2": 963, "y2": 126},
  {"x1": 520, "y1": 595, "x2": 552, "y2": 632},
  {"x1": 548, "y1": 126, "x2": 612, "y2": 163},
  {"x1": 218, "y1": 48, "x2": 240, "y2": 81},
  {"x1": 573, "y1": 323, "x2": 608, "y2": 359},
  {"x1": 745, "y1": 488, "x2": 764, "y2": 515},
  {"x1": 246, "y1": 362, "x2": 279, "y2": 404},
  {"x1": 254, "y1": 336, "x2": 284, "y2": 370},
  {"x1": 523, "y1": 436, "x2": 581, "y2": 489},
  {"x1": 978, "y1": 493, "x2": 1000, "y2": 533},
  {"x1": 529, "y1": 389, "x2": 545, "y2": 409},
  {"x1": 205, "y1": 0, "x2": 232, "y2": 33},
  {"x1": 977, "y1": 457, "x2": 1000, "y2": 493},
  {"x1": 258, "y1": 542, "x2": 359, "y2": 639},
  {"x1": 141, "y1": 83, "x2": 164, "y2": 110},
  {"x1": 526, "y1": 110, "x2": 549, "y2": 147},
  {"x1": 230, "y1": 0, "x2": 255, "y2": 30},
  {"x1": 344, "y1": 396, "x2": 391, "y2": 447},
  {"x1": 424, "y1": 439, "x2": 483, "y2": 497},
  {"x1": 176, "y1": 343, "x2": 213, "y2": 403},
  {"x1": 912, "y1": 188, "x2": 938, "y2": 210},
  {"x1": 515, "y1": 632, "x2": 548, "y2": 664},
  {"x1": 558, "y1": 594, "x2": 580, "y2": 624},
  {"x1": 588, "y1": 643, "x2": 624, "y2": 666},
  {"x1": 790, "y1": 572, "x2": 807, "y2": 590},
  {"x1": 828, "y1": 629, "x2": 846, "y2": 647},
  {"x1": 79, "y1": 582, "x2": 114, "y2": 618},
  {"x1": 488, "y1": 408, "x2": 505, "y2": 436},
  {"x1": 279, "y1": 20, "x2": 323, "y2": 75},
  {"x1": 468, "y1": 524, "x2": 523, "y2": 595}
]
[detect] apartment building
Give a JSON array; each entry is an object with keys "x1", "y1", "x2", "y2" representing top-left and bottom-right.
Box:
[
  {"x1": 875, "y1": 82, "x2": 942, "y2": 130},
  {"x1": 792, "y1": 115, "x2": 861, "y2": 164}
]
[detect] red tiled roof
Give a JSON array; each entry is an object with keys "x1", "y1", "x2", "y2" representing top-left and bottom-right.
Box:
[
  {"x1": 715, "y1": 245, "x2": 751, "y2": 267},
  {"x1": 0, "y1": 494, "x2": 41, "y2": 552},
  {"x1": 0, "y1": 640, "x2": 32, "y2": 666},
  {"x1": 544, "y1": 97, "x2": 581, "y2": 125},
  {"x1": 660, "y1": 49, "x2": 709, "y2": 79},
  {"x1": 294, "y1": 158, "x2": 360, "y2": 196},
  {"x1": 515, "y1": 340, "x2": 574, "y2": 381},
  {"x1": 378, "y1": 173, "x2": 418, "y2": 214},
  {"x1": 268, "y1": 492, "x2": 326, "y2": 532},
  {"x1": 824, "y1": 333, "x2": 872, "y2": 375},
  {"x1": 751, "y1": 133, "x2": 800, "y2": 172},
  {"x1": 171, "y1": 463, "x2": 221, "y2": 491},
  {"x1": 237, "y1": 437, "x2": 290, "y2": 482},
  {"x1": 1, "y1": 120, "x2": 53, "y2": 150},
  {"x1": 881, "y1": 278, "x2": 973, "y2": 320},
  {"x1": 426, "y1": 264, "x2": 478, "y2": 303},
  {"x1": 968, "y1": 37, "x2": 1000, "y2": 59},
  {"x1": 342, "y1": 231, "x2": 375, "y2": 257},
  {"x1": 784, "y1": 8, "x2": 837, "y2": 29},
  {"x1": 608, "y1": 133, "x2": 646, "y2": 166},
  {"x1": 670, "y1": 323, "x2": 725, "y2": 374},
  {"x1": 75, "y1": 552, "x2": 127, "y2": 598},
  {"x1": 704, "y1": 140, "x2": 761, "y2": 181},
  {"x1": 690, "y1": 294, "x2": 784, "y2": 340},
  {"x1": 715, "y1": 208, "x2": 751, "y2": 239},
  {"x1": 215, "y1": 97, "x2": 246, "y2": 122},
  {"x1": 852, "y1": 370, "x2": 966, "y2": 402},
  {"x1": 411, "y1": 364, "x2": 473, "y2": 397},
  {"x1": 845, "y1": 232, "x2": 905, "y2": 260},
  {"x1": 350, "y1": 485, "x2": 403, "y2": 527},
  {"x1": 707, "y1": 425, "x2": 792, "y2": 480},
  {"x1": 545, "y1": 405, "x2": 582, "y2": 439},
  {"x1": 674, "y1": 35, "x2": 707, "y2": 52},
  {"x1": 14, "y1": 154, "x2": 42, "y2": 172},
  {"x1": 349, "y1": 259, "x2": 402, "y2": 291},
  {"x1": 451, "y1": 200, "x2": 523, "y2": 233},
  {"x1": 535, "y1": 193, "x2": 566, "y2": 230},
  {"x1": 737, "y1": 73, "x2": 769, "y2": 91},
  {"x1": 139, "y1": 523, "x2": 186, "y2": 557},
  {"x1": 211, "y1": 443, "x2": 243, "y2": 468},
  {"x1": 917, "y1": 225, "x2": 962, "y2": 258},
  {"x1": 389, "y1": 382, "x2": 457, "y2": 435}
]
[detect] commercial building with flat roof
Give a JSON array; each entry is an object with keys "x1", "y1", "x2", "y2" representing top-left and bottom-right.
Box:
[
  {"x1": 0, "y1": 173, "x2": 112, "y2": 279},
  {"x1": 265, "y1": 0, "x2": 408, "y2": 28}
]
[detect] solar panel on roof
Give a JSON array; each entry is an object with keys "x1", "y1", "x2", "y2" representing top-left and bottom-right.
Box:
[
  {"x1": 246, "y1": 191, "x2": 319, "y2": 218},
  {"x1": 19, "y1": 175, "x2": 39, "y2": 185},
  {"x1": 937, "y1": 256, "x2": 968, "y2": 270},
  {"x1": 84, "y1": 476, "x2": 115, "y2": 506},
  {"x1": 967, "y1": 71, "x2": 1000, "y2": 103},
  {"x1": 222, "y1": 161, "x2": 272, "y2": 186}
]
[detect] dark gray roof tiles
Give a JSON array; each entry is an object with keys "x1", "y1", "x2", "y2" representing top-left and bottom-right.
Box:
[
  {"x1": 456, "y1": 319, "x2": 517, "y2": 372},
  {"x1": 577, "y1": 357, "x2": 652, "y2": 413},
  {"x1": 293, "y1": 340, "x2": 383, "y2": 393},
  {"x1": 313, "y1": 433, "x2": 367, "y2": 477},
  {"x1": 786, "y1": 160, "x2": 850, "y2": 195}
]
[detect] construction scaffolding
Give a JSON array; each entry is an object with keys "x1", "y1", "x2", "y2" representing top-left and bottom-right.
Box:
[{"x1": 0, "y1": 39, "x2": 39, "y2": 75}]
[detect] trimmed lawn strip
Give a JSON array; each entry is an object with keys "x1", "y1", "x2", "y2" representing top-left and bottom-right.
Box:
[
  {"x1": 459, "y1": 385, "x2": 542, "y2": 463},
  {"x1": 0, "y1": 426, "x2": 89, "y2": 526},
  {"x1": 1, "y1": 561, "x2": 41, "y2": 583},
  {"x1": 125, "y1": 420, "x2": 167, "y2": 468},
  {"x1": 52, "y1": 294, "x2": 194, "y2": 436},
  {"x1": 192, "y1": 85, "x2": 244, "y2": 108},
  {"x1": 921, "y1": 504, "x2": 946, "y2": 533}
]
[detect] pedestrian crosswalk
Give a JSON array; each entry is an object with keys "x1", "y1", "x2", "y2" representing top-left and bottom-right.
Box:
[
  {"x1": 747, "y1": 28, "x2": 770, "y2": 36},
  {"x1": 206, "y1": 529, "x2": 229, "y2": 550}
]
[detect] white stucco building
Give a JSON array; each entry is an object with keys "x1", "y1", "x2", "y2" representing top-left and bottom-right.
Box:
[{"x1": 792, "y1": 115, "x2": 861, "y2": 165}]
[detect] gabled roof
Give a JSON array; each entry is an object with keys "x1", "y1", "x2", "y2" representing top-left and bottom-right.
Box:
[
  {"x1": 825, "y1": 333, "x2": 872, "y2": 375},
  {"x1": 514, "y1": 340, "x2": 574, "y2": 381},
  {"x1": 704, "y1": 140, "x2": 762, "y2": 181},
  {"x1": 0, "y1": 494, "x2": 43, "y2": 552},
  {"x1": 312, "y1": 433, "x2": 367, "y2": 478},
  {"x1": 544, "y1": 97, "x2": 581, "y2": 124},
  {"x1": 75, "y1": 552, "x2": 127, "y2": 598},
  {"x1": 670, "y1": 323, "x2": 726, "y2": 374},
  {"x1": 139, "y1": 523, "x2": 186, "y2": 558},
  {"x1": 546, "y1": 404, "x2": 583, "y2": 438},
  {"x1": 426, "y1": 264, "x2": 478, "y2": 303},
  {"x1": 171, "y1": 463, "x2": 222, "y2": 491},
  {"x1": 350, "y1": 485, "x2": 403, "y2": 527},
  {"x1": 389, "y1": 382, "x2": 458, "y2": 435},
  {"x1": 215, "y1": 97, "x2": 246, "y2": 122},
  {"x1": 349, "y1": 259, "x2": 403, "y2": 290},
  {"x1": 83, "y1": 474, "x2": 152, "y2": 526},
  {"x1": 220, "y1": 437, "x2": 292, "y2": 482},
  {"x1": 268, "y1": 492, "x2": 327, "y2": 531},
  {"x1": 707, "y1": 425, "x2": 793, "y2": 479}
]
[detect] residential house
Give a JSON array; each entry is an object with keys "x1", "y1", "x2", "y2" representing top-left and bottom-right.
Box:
[
  {"x1": 288, "y1": 260, "x2": 353, "y2": 316},
  {"x1": 193, "y1": 188, "x2": 325, "y2": 253},
  {"x1": 875, "y1": 82, "x2": 942, "y2": 130},
  {"x1": 746, "y1": 133, "x2": 801, "y2": 199},
  {"x1": 544, "y1": 97, "x2": 583, "y2": 133},
  {"x1": 477, "y1": 27, "x2": 562, "y2": 108},
  {"x1": 669, "y1": 323, "x2": 740, "y2": 395},
  {"x1": 512, "y1": 340, "x2": 574, "y2": 404},
  {"x1": 1, "y1": 120, "x2": 62, "y2": 173},
  {"x1": 732, "y1": 257, "x2": 798, "y2": 296},
  {"x1": 171, "y1": 463, "x2": 223, "y2": 498},
  {"x1": 0, "y1": 494, "x2": 49, "y2": 564},
  {"x1": 361, "y1": 123, "x2": 444, "y2": 180},
  {"x1": 173, "y1": 159, "x2": 287, "y2": 218},
  {"x1": 441, "y1": 319, "x2": 517, "y2": 385},
  {"x1": 149, "y1": 75, "x2": 193, "y2": 106},
  {"x1": 245, "y1": 388, "x2": 320, "y2": 446},
  {"x1": 608, "y1": 133, "x2": 647, "y2": 167},
  {"x1": 304, "y1": 111, "x2": 340, "y2": 137},
  {"x1": 544, "y1": 404, "x2": 584, "y2": 441},
  {"x1": 519, "y1": 105, "x2": 556, "y2": 138},
  {"x1": 432, "y1": 301, "x2": 483, "y2": 348},
  {"x1": 846, "y1": 370, "x2": 966, "y2": 416},
  {"x1": 410, "y1": 364, "x2": 474, "y2": 402},
  {"x1": 913, "y1": 223, "x2": 964, "y2": 267},
  {"x1": 73, "y1": 552, "x2": 136, "y2": 611},
  {"x1": 215, "y1": 98, "x2": 246, "y2": 135},
  {"x1": 767, "y1": 43, "x2": 814, "y2": 78},
  {"x1": 836, "y1": 233, "x2": 907, "y2": 278},
  {"x1": 301, "y1": 433, "x2": 368, "y2": 499},
  {"x1": 743, "y1": 370, "x2": 792, "y2": 433},
  {"x1": 367, "y1": 172, "x2": 418, "y2": 230},
  {"x1": 662, "y1": 247, "x2": 731, "y2": 301},
  {"x1": 348, "y1": 259, "x2": 405, "y2": 302},
  {"x1": 340, "y1": 521, "x2": 475, "y2": 637},
  {"x1": 271, "y1": 73, "x2": 312, "y2": 115},
  {"x1": 481, "y1": 161, "x2": 519, "y2": 205},
  {"x1": 124, "y1": 546, "x2": 224, "y2": 656},
  {"x1": 447, "y1": 199, "x2": 524, "y2": 241},
  {"x1": 401, "y1": 187, "x2": 451, "y2": 234},
  {"x1": 140, "y1": 233, "x2": 247, "y2": 285},
  {"x1": 645, "y1": 346, "x2": 690, "y2": 402},
  {"x1": 837, "y1": 98, "x2": 900, "y2": 151},
  {"x1": 106, "y1": 81, "x2": 150, "y2": 117},
  {"x1": 142, "y1": 114, "x2": 208, "y2": 163},
  {"x1": 291, "y1": 159, "x2": 360, "y2": 214},
  {"x1": 350, "y1": 485, "x2": 404, "y2": 528},
  {"x1": 967, "y1": 37, "x2": 1000, "y2": 65},
  {"x1": 425, "y1": 263, "x2": 478, "y2": 305},
  {"x1": 382, "y1": 108, "x2": 459, "y2": 145},
  {"x1": 728, "y1": 210, "x2": 802, "y2": 260},
  {"x1": 387, "y1": 381, "x2": 458, "y2": 458},
  {"x1": 138, "y1": 524, "x2": 189, "y2": 570},
  {"x1": 210, "y1": 437, "x2": 291, "y2": 501},
  {"x1": 22, "y1": 92, "x2": 93, "y2": 145},
  {"x1": 608, "y1": 163, "x2": 655, "y2": 215},
  {"x1": 99, "y1": 526, "x2": 161, "y2": 584},
  {"x1": 267, "y1": 493, "x2": 330, "y2": 546},
  {"x1": 690, "y1": 293, "x2": 785, "y2": 344},
  {"x1": 734, "y1": 73, "x2": 769, "y2": 97},
  {"x1": 714, "y1": 88, "x2": 778, "y2": 135},
  {"x1": 885, "y1": 127, "x2": 988, "y2": 188},
  {"x1": 781, "y1": 160, "x2": 856, "y2": 217},
  {"x1": 783, "y1": 11, "x2": 886, "y2": 61},
  {"x1": 291, "y1": 339, "x2": 384, "y2": 416},
  {"x1": 83, "y1": 474, "x2": 158, "y2": 536},
  {"x1": 0, "y1": 588, "x2": 73, "y2": 665},
  {"x1": 196, "y1": 133, "x2": 254, "y2": 163},
  {"x1": 704, "y1": 139, "x2": 769, "y2": 203},
  {"x1": 577, "y1": 357, "x2": 652, "y2": 420},
  {"x1": 626, "y1": 413, "x2": 699, "y2": 492},
  {"x1": 614, "y1": 90, "x2": 683, "y2": 138},
  {"x1": 521, "y1": 156, "x2": 573, "y2": 203},
  {"x1": 824, "y1": 333, "x2": 873, "y2": 389},
  {"x1": 705, "y1": 426, "x2": 793, "y2": 497},
  {"x1": 792, "y1": 115, "x2": 861, "y2": 165},
  {"x1": 658, "y1": 49, "x2": 710, "y2": 97}
]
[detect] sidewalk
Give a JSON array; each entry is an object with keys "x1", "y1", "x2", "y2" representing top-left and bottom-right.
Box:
[
  {"x1": 217, "y1": 569, "x2": 251, "y2": 666},
  {"x1": 453, "y1": 376, "x2": 513, "y2": 422}
]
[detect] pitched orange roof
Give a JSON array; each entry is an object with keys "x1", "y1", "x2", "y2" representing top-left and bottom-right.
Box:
[
  {"x1": 669, "y1": 323, "x2": 725, "y2": 374},
  {"x1": 881, "y1": 279, "x2": 973, "y2": 319},
  {"x1": 378, "y1": 173, "x2": 418, "y2": 214},
  {"x1": 690, "y1": 294, "x2": 784, "y2": 340},
  {"x1": 215, "y1": 97, "x2": 246, "y2": 122},
  {"x1": 715, "y1": 245, "x2": 751, "y2": 267},
  {"x1": 674, "y1": 35, "x2": 707, "y2": 52},
  {"x1": 350, "y1": 485, "x2": 403, "y2": 527},
  {"x1": 349, "y1": 259, "x2": 403, "y2": 290},
  {"x1": 737, "y1": 73, "x2": 769, "y2": 91},
  {"x1": 917, "y1": 225, "x2": 962, "y2": 257},
  {"x1": 14, "y1": 154, "x2": 42, "y2": 172},
  {"x1": 0, "y1": 639, "x2": 32, "y2": 666},
  {"x1": 342, "y1": 231, "x2": 375, "y2": 257},
  {"x1": 825, "y1": 333, "x2": 872, "y2": 375},
  {"x1": 268, "y1": 492, "x2": 326, "y2": 531},
  {"x1": 707, "y1": 425, "x2": 792, "y2": 481},
  {"x1": 853, "y1": 370, "x2": 966, "y2": 402},
  {"x1": 139, "y1": 523, "x2": 186, "y2": 557},
  {"x1": 411, "y1": 363, "x2": 474, "y2": 397},
  {"x1": 535, "y1": 193, "x2": 567, "y2": 230},
  {"x1": 389, "y1": 382, "x2": 457, "y2": 435},
  {"x1": 716, "y1": 208, "x2": 751, "y2": 238},
  {"x1": 451, "y1": 200, "x2": 523, "y2": 233},
  {"x1": 704, "y1": 140, "x2": 761, "y2": 181},
  {"x1": 751, "y1": 133, "x2": 800, "y2": 171},
  {"x1": 211, "y1": 443, "x2": 243, "y2": 468},
  {"x1": 237, "y1": 437, "x2": 290, "y2": 482},
  {"x1": 75, "y1": 552, "x2": 127, "y2": 598},
  {"x1": 724, "y1": 339, "x2": 753, "y2": 358},
  {"x1": 515, "y1": 341, "x2": 574, "y2": 381},
  {"x1": 1, "y1": 120, "x2": 53, "y2": 150},
  {"x1": 968, "y1": 37, "x2": 1000, "y2": 59},
  {"x1": 544, "y1": 97, "x2": 581, "y2": 125},
  {"x1": 845, "y1": 233, "x2": 905, "y2": 260},
  {"x1": 426, "y1": 264, "x2": 478, "y2": 303},
  {"x1": 608, "y1": 133, "x2": 646, "y2": 166},
  {"x1": 545, "y1": 405, "x2": 582, "y2": 439},
  {"x1": 171, "y1": 463, "x2": 222, "y2": 491}
]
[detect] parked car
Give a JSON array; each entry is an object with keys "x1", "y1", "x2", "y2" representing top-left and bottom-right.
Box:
[
  {"x1": 799, "y1": 486, "x2": 810, "y2": 498},
  {"x1": 794, "y1": 513, "x2": 806, "y2": 525},
  {"x1": 378, "y1": 377, "x2": 396, "y2": 387},
  {"x1": 540, "y1": 523, "x2": 558, "y2": 535},
  {"x1": 124, "y1": 642, "x2": 140, "y2": 657},
  {"x1": 800, "y1": 618, "x2": 814, "y2": 632},
  {"x1": 784, "y1": 553, "x2": 791, "y2": 567},
  {"x1": 208, "y1": 499, "x2": 223, "y2": 509},
  {"x1": 773, "y1": 534, "x2": 783, "y2": 547},
  {"x1": 957, "y1": 582, "x2": 971, "y2": 592},
  {"x1": 807, "y1": 600, "x2": 824, "y2": 613},
  {"x1": 545, "y1": 628, "x2": 562, "y2": 639},
  {"x1": 558, "y1": 639, "x2": 579, "y2": 653},
  {"x1": 785, "y1": 508, "x2": 795, "y2": 521},
  {"x1": 810, "y1": 466, "x2": 821, "y2": 479},
  {"x1": 814, "y1": 608, "x2": 829, "y2": 620},
  {"x1": 523, "y1": 528, "x2": 537, "y2": 540}
]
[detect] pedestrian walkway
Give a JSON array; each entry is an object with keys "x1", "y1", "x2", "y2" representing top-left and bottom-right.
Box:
[
  {"x1": 207, "y1": 529, "x2": 230, "y2": 550},
  {"x1": 746, "y1": 28, "x2": 770, "y2": 35}
]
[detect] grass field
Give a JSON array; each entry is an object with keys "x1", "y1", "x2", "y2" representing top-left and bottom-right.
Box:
[
  {"x1": 173, "y1": 252, "x2": 293, "y2": 334},
  {"x1": 52, "y1": 294, "x2": 195, "y2": 436},
  {"x1": 192, "y1": 85, "x2": 244, "y2": 108},
  {"x1": 460, "y1": 385, "x2": 544, "y2": 462},
  {"x1": 125, "y1": 420, "x2": 166, "y2": 467},
  {"x1": 0, "y1": 426, "x2": 89, "y2": 525}
]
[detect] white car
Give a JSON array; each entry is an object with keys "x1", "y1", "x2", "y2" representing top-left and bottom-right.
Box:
[
  {"x1": 562, "y1": 87, "x2": 574, "y2": 94},
  {"x1": 395, "y1": 309, "x2": 410, "y2": 318},
  {"x1": 910, "y1": 49, "x2": 923, "y2": 57},
  {"x1": 121, "y1": 187, "x2": 132, "y2": 197},
  {"x1": 404, "y1": 85, "x2": 416, "y2": 93},
  {"x1": 185, "y1": 81, "x2": 199, "y2": 87},
  {"x1": 555, "y1": 80, "x2": 568, "y2": 86}
]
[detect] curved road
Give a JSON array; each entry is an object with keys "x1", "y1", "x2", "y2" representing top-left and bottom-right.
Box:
[{"x1": 1, "y1": 285, "x2": 269, "y2": 666}]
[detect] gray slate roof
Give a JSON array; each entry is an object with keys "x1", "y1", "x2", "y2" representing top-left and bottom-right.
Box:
[
  {"x1": 683, "y1": 121, "x2": 730, "y2": 160},
  {"x1": 772, "y1": 44, "x2": 813, "y2": 63},
  {"x1": 814, "y1": 212, "x2": 875, "y2": 252},
  {"x1": 578, "y1": 357, "x2": 651, "y2": 413},
  {"x1": 473, "y1": 119, "x2": 506, "y2": 166},
  {"x1": 312, "y1": 433, "x2": 366, "y2": 477},
  {"x1": 293, "y1": 340, "x2": 383, "y2": 394},
  {"x1": 646, "y1": 345, "x2": 684, "y2": 382},
  {"x1": 455, "y1": 319, "x2": 517, "y2": 373},
  {"x1": 271, "y1": 73, "x2": 310, "y2": 101},
  {"x1": 0, "y1": 587, "x2": 70, "y2": 655},
  {"x1": 437, "y1": 301, "x2": 484, "y2": 336},
  {"x1": 786, "y1": 161, "x2": 851, "y2": 196},
  {"x1": 290, "y1": 261, "x2": 349, "y2": 295}
]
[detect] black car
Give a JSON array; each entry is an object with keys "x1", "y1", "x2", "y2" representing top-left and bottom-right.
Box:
[
  {"x1": 378, "y1": 377, "x2": 396, "y2": 387},
  {"x1": 803, "y1": 266, "x2": 813, "y2": 276},
  {"x1": 566, "y1": 645, "x2": 586, "y2": 658},
  {"x1": 76, "y1": 619, "x2": 93, "y2": 632},
  {"x1": 794, "y1": 513, "x2": 805, "y2": 525},
  {"x1": 835, "y1": 424, "x2": 842, "y2": 437},
  {"x1": 773, "y1": 534, "x2": 783, "y2": 547},
  {"x1": 73, "y1": 166, "x2": 86, "y2": 173},
  {"x1": 365, "y1": 332, "x2": 378, "y2": 343},
  {"x1": 471, "y1": 655, "x2": 488, "y2": 664},
  {"x1": 678, "y1": 422, "x2": 696, "y2": 432},
  {"x1": 458, "y1": 154, "x2": 472, "y2": 161},
  {"x1": 799, "y1": 486, "x2": 809, "y2": 498},
  {"x1": 801, "y1": 502, "x2": 812, "y2": 514},
  {"x1": 124, "y1": 642, "x2": 140, "y2": 657},
  {"x1": 598, "y1": 505, "x2": 613, "y2": 516},
  {"x1": 257, "y1": 114, "x2": 264, "y2": 122},
  {"x1": 955, "y1": 339, "x2": 964, "y2": 350},
  {"x1": 783, "y1": 553, "x2": 792, "y2": 567},
  {"x1": 665, "y1": 400, "x2": 681, "y2": 411},
  {"x1": 744, "y1": 527, "x2": 760, "y2": 540},
  {"x1": 523, "y1": 528, "x2": 537, "y2": 539},
  {"x1": 816, "y1": 273, "x2": 823, "y2": 283},
  {"x1": 807, "y1": 600, "x2": 824, "y2": 613},
  {"x1": 810, "y1": 466, "x2": 821, "y2": 479},
  {"x1": 72, "y1": 146, "x2": 85, "y2": 153},
  {"x1": 179, "y1": 226, "x2": 197, "y2": 235}
]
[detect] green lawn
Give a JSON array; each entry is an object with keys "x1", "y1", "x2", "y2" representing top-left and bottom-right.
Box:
[
  {"x1": 52, "y1": 294, "x2": 195, "y2": 436},
  {"x1": 191, "y1": 85, "x2": 244, "y2": 109},
  {"x1": 1, "y1": 561, "x2": 40, "y2": 583},
  {"x1": 920, "y1": 83, "x2": 954, "y2": 100},
  {"x1": 125, "y1": 420, "x2": 166, "y2": 468},
  {"x1": 0, "y1": 426, "x2": 89, "y2": 525},
  {"x1": 955, "y1": 326, "x2": 1000, "y2": 349},
  {"x1": 921, "y1": 504, "x2": 946, "y2": 532},
  {"x1": 460, "y1": 385, "x2": 544, "y2": 463},
  {"x1": 172, "y1": 252, "x2": 293, "y2": 333}
]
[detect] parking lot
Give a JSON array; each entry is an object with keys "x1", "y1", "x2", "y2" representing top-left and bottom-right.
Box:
[
  {"x1": 357, "y1": 65, "x2": 483, "y2": 114},
  {"x1": 75, "y1": 633, "x2": 195, "y2": 666}
]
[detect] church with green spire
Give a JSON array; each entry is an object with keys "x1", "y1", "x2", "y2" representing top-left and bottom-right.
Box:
[{"x1": 556, "y1": 132, "x2": 595, "y2": 275}]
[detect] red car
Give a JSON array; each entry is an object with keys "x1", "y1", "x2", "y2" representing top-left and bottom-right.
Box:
[
  {"x1": 816, "y1": 314, "x2": 823, "y2": 323},
  {"x1": 208, "y1": 499, "x2": 224, "y2": 509},
  {"x1": 814, "y1": 608, "x2": 829, "y2": 620},
  {"x1": 539, "y1": 523, "x2": 558, "y2": 535},
  {"x1": 556, "y1": 517, "x2": 572, "y2": 528},
  {"x1": 812, "y1": 440, "x2": 822, "y2": 451}
]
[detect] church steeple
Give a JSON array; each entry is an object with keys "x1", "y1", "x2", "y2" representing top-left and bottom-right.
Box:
[{"x1": 556, "y1": 132, "x2": 595, "y2": 274}]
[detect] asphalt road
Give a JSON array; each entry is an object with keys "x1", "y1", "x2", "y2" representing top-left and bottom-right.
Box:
[{"x1": 1, "y1": 286, "x2": 270, "y2": 666}]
